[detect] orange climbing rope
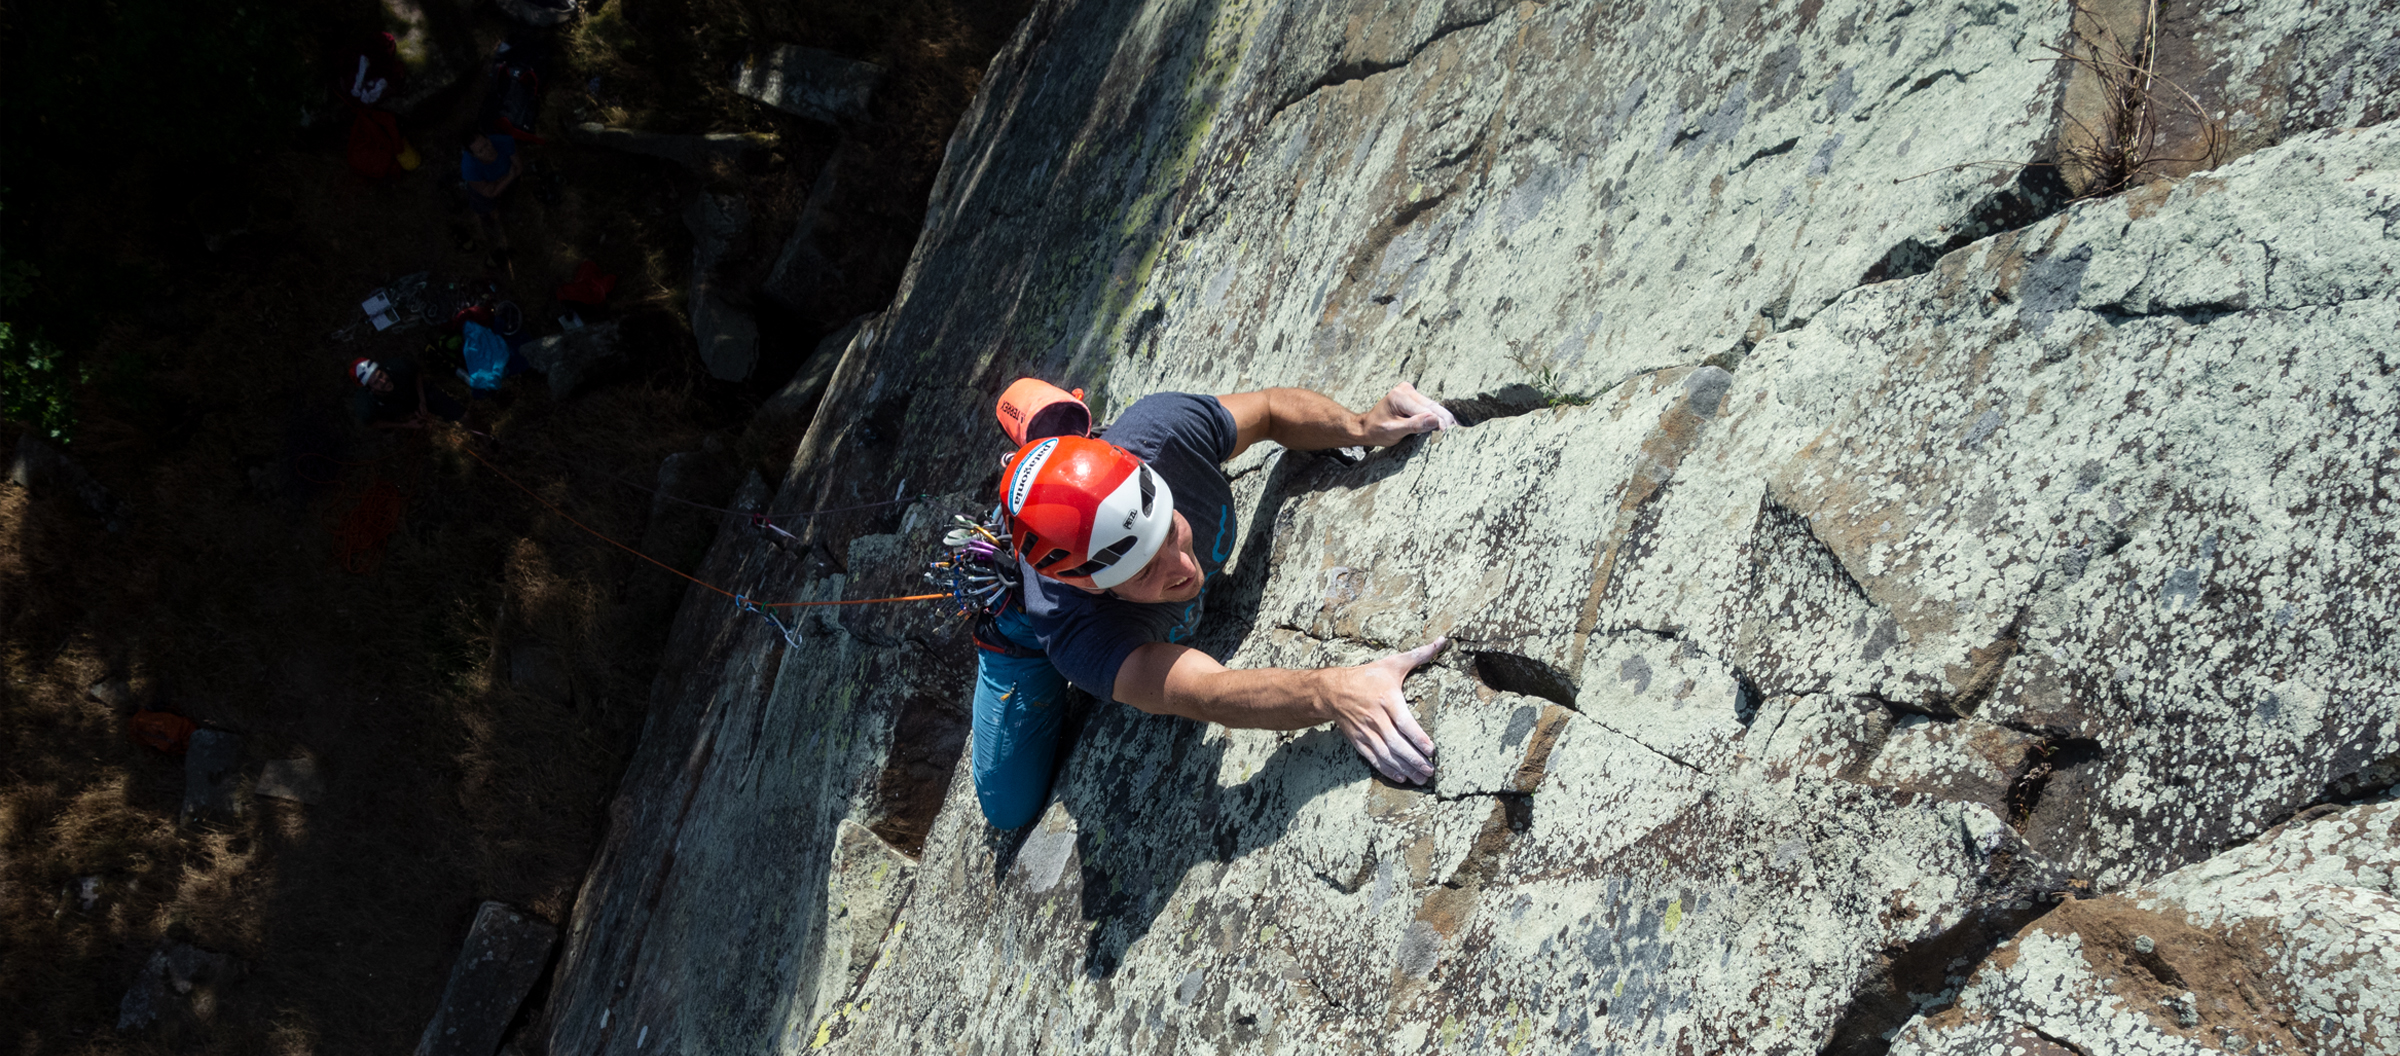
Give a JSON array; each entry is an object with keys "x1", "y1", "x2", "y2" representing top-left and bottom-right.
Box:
[
  {"x1": 332, "y1": 476, "x2": 408, "y2": 574},
  {"x1": 456, "y1": 439, "x2": 944, "y2": 610}
]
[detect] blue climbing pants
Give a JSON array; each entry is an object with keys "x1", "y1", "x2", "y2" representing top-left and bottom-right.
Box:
[{"x1": 971, "y1": 605, "x2": 1072, "y2": 829}]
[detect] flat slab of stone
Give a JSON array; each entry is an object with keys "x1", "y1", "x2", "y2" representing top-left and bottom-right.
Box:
[
  {"x1": 254, "y1": 757, "x2": 324, "y2": 804},
  {"x1": 569, "y1": 123, "x2": 770, "y2": 173},
  {"x1": 180, "y1": 730, "x2": 243, "y2": 825},
  {"x1": 732, "y1": 46, "x2": 882, "y2": 124},
  {"x1": 415, "y1": 902, "x2": 556, "y2": 1056}
]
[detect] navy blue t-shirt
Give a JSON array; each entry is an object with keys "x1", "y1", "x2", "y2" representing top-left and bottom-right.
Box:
[
  {"x1": 461, "y1": 134, "x2": 517, "y2": 185},
  {"x1": 1018, "y1": 392, "x2": 1238, "y2": 702}
]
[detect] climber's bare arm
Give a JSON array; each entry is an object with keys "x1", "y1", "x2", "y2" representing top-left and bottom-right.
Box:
[
  {"x1": 1216, "y1": 384, "x2": 1456, "y2": 459},
  {"x1": 1113, "y1": 638, "x2": 1446, "y2": 784}
]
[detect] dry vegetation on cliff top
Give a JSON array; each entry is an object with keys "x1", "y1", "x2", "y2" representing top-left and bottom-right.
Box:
[{"x1": 0, "y1": 0, "x2": 1025, "y2": 1051}]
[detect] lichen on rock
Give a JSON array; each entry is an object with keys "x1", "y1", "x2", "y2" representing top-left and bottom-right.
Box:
[{"x1": 533, "y1": 1, "x2": 2400, "y2": 1053}]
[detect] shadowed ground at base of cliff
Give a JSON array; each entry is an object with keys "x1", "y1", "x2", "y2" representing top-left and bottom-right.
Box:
[{"x1": 534, "y1": 0, "x2": 2400, "y2": 1053}]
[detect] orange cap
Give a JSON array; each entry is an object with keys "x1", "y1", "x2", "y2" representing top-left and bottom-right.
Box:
[{"x1": 995, "y1": 378, "x2": 1091, "y2": 446}]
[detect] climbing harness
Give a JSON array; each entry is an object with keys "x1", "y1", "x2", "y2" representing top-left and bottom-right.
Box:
[
  {"x1": 733, "y1": 594, "x2": 807, "y2": 648},
  {"x1": 925, "y1": 509, "x2": 1021, "y2": 617}
]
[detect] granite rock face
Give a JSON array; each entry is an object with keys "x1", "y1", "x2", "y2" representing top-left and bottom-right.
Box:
[{"x1": 536, "y1": 0, "x2": 2398, "y2": 1053}]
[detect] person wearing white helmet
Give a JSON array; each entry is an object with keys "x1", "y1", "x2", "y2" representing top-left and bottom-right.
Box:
[{"x1": 970, "y1": 379, "x2": 1457, "y2": 828}]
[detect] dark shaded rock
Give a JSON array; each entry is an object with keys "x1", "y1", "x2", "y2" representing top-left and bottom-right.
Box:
[
  {"x1": 686, "y1": 194, "x2": 758, "y2": 382},
  {"x1": 180, "y1": 730, "x2": 244, "y2": 826},
  {"x1": 751, "y1": 313, "x2": 873, "y2": 439},
  {"x1": 86, "y1": 679, "x2": 135, "y2": 712},
  {"x1": 117, "y1": 942, "x2": 238, "y2": 1032},
  {"x1": 761, "y1": 140, "x2": 860, "y2": 316},
  {"x1": 731, "y1": 46, "x2": 883, "y2": 124},
  {"x1": 494, "y1": 0, "x2": 576, "y2": 27},
  {"x1": 254, "y1": 756, "x2": 325, "y2": 804},
  {"x1": 518, "y1": 320, "x2": 622, "y2": 399},
  {"x1": 569, "y1": 122, "x2": 771, "y2": 174},
  {"x1": 414, "y1": 902, "x2": 556, "y2": 1056}
]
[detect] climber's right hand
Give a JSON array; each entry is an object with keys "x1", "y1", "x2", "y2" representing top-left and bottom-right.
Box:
[{"x1": 1316, "y1": 638, "x2": 1445, "y2": 785}]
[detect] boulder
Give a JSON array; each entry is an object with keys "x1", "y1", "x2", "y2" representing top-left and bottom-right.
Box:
[
  {"x1": 116, "y1": 941, "x2": 239, "y2": 1033},
  {"x1": 414, "y1": 902, "x2": 556, "y2": 1056},
  {"x1": 86, "y1": 679, "x2": 135, "y2": 712},
  {"x1": 731, "y1": 46, "x2": 883, "y2": 125},
  {"x1": 685, "y1": 193, "x2": 759, "y2": 382},
  {"x1": 518, "y1": 319, "x2": 623, "y2": 399}
]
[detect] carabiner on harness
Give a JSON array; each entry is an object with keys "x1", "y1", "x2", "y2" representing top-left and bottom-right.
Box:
[{"x1": 925, "y1": 507, "x2": 1020, "y2": 617}]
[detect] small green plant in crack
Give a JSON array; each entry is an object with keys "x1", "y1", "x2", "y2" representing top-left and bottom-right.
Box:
[
  {"x1": 1509, "y1": 346, "x2": 1594, "y2": 408},
  {"x1": 1532, "y1": 364, "x2": 1593, "y2": 407}
]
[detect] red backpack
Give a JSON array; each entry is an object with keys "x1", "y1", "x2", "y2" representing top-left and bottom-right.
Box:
[{"x1": 129, "y1": 710, "x2": 197, "y2": 755}]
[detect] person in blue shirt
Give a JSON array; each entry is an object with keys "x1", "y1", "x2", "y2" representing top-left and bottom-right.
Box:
[
  {"x1": 461, "y1": 132, "x2": 522, "y2": 249},
  {"x1": 970, "y1": 381, "x2": 1458, "y2": 828}
]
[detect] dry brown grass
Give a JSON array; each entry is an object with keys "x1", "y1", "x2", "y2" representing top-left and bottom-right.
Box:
[
  {"x1": 2048, "y1": 0, "x2": 2224, "y2": 197},
  {"x1": 1, "y1": 0, "x2": 1028, "y2": 1051}
]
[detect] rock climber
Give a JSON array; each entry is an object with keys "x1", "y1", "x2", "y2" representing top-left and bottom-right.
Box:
[
  {"x1": 969, "y1": 378, "x2": 1458, "y2": 829},
  {"x1": 349, "y1": 356, "x2": 465, "y2": 431}
]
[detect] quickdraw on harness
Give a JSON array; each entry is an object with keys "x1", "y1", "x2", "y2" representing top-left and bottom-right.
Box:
[
  {"x1": 925, "y1": 509, "x2": 1020, "y2": 617},
  {"x1": 733, "y1": 593, "x2": 806, "y2": 648},
  {"x1": 749, "y1": 511, "x2": 801, "y2": 545}
]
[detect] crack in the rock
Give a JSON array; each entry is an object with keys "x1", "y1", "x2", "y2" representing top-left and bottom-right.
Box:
[
  {"x1": 1897, "y1": 69, "x2": 1968, "y2": 98},
  {"x1": 2023, "y1": 1024, "x2": 2093, "y2": 1056},
  {"x1": 1735, "y1": 136, "x2": 1801, "y2": 171},
  {"x1": 1860, "y1": 162, "x2": 2072, "y2": 286},
  {"x1": 1433, "y1": 788, "x2": 1535, "y2": 805},
  {"x1": 1267, "y1": 12, "x2": 1507, "y2": 123},
  {"x1": 1568, "y1": 708, "x2": 1706, "y2": 773},
  {"x1": 2002, "y1": 736, "x2": 2103, "y2": 834},
  {"x1": 1470, "y1": 650, "x2": 1577, "y2": 709},
  {"x1": 1441, "y1": 383, "x2": 1555, "y2": 425}
]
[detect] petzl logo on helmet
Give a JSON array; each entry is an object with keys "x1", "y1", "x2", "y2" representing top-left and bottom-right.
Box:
[{"x1": 1006, "y1": 438, "x2": 1059, "y2": 515}]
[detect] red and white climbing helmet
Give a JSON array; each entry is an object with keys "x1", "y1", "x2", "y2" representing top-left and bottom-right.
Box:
[
  {"x1": 999, "y1": 436, "x2": 1174, "y2": 590},
  {"x1": 351, "y1": 357, "x2": 380, "y2": 387}
]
